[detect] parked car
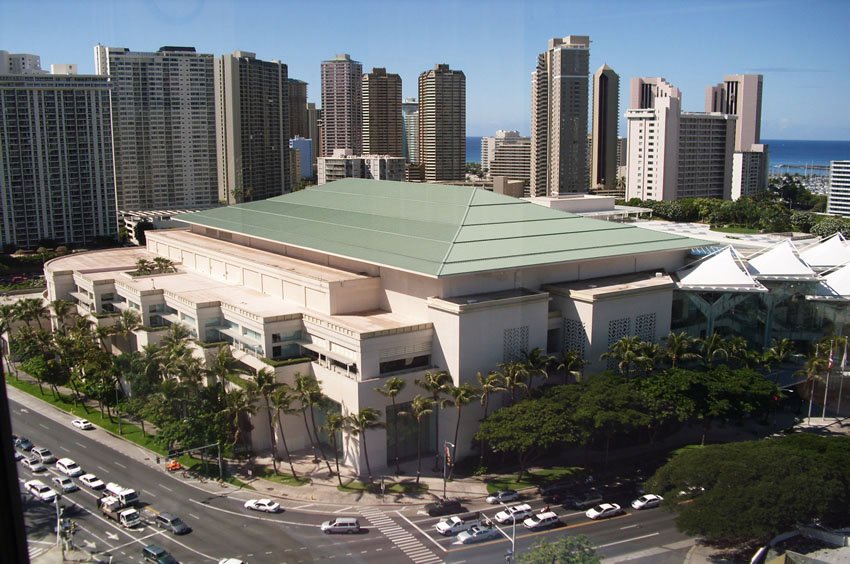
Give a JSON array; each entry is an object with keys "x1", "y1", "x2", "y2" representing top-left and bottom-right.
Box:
[
  {"x1": 563, "y1": 490, "x2": 603, "y2": 510},
  {"x1": 320, "y1": 517, "x2": 361, "y2": 534},
  {"x1": 52, "y1": 476, "x2": 79, "y2": 493},
  {"x1": 494, "y1": 503, "x2": 533, "y2": 524},
  {"x1": 456, "y1": 525, "x2": 501, "y2": 544},
  {"x1": 32, "y1": 447, "x2": 57, "y2": 464},
  {"x1": 485, "y1": 490, "x2": 519, "y2": 504},
  {"x1": 15, "y1": 437, "x2": 34, "y2": 451},
  {"x1": 14, "y1": 451, "x2": 24, "y2": 461},
  {"x1": 56, "y1": 458, "x2": 84, "y2": 477},
  {"x1": 155, "y1": 512, "x2": 191, "y2": 535},
  {"x1": 523, "y1": 511, "x2": 561, "y2": 530},
  {"x1": 631, "y1": 494, "x2": 663, "y2": 510},
  {"x1": 243, "y1": 499, "x2": 281, "y2": 513},
  {"x1": 586, "y1": 503, "x2": 624, "y2": 520},
  {"x1": 538, "y1": 481, "x2": 571, "y2": 497},
  {"x1": 141, "y1": 544, "x2": 178, "y2": 563},
  {"x1": 25, "y1": 480, "x2": 57, "y2": 502},
  {"x1": 425, "y1": 498, "x2": 464, "y2": 517},
  {"x1": 72, "y1": 419, "x2": 94, "y2": 430},
  {"x1": 79, "y1": 474, "x2": 106, "y2": 490},
  {"x1": 22, "y1": 457, "x2": 47, "y2": 473}
]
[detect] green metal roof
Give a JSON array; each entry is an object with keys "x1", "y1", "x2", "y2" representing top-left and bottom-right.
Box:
[{"x1": 176, "y1": 179, "x2": 705, "y2": 278}]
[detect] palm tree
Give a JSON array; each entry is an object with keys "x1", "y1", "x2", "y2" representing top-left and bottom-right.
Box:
[
  {"x1": 476, "y1": 371, "x2": 505, "y2": 466},
  {"x1": 663, "y1": 331, "x2": 699, "y2": 369},
  {"x1": 152, "y1": 256, "x2": 176, "y2": 274},
  {"x1": 725, "y1": 335, "x2": 750, "y2": 368},
  {"x1": 293, "y1": 373, "x2": 334, "y2": 475},
  {"x1": 376, "y1": 377, "x2": 406, "y2": 474},
  {"x1": 407, "y1": 395, "x2": 433, "y2": 485},
  {"x1": 16, "y1": 298, "x2": 48, "y2": 330},
  {"x1": 323, "y1": 413, "x2": 349, "y2": 487},
  {"x1": 764, "y1": 338, "x2": 795, "y2": 375},
  {"x1": 49, "y1": 299, "x2": 74, "y2": 334},
  {"x1": 348, "y1": 408, "x2": 384, "y2": 484},
  {"x1": 255, "y1": 369, "x2": 281, "y2": 474},
  {"x1": 495, "y1": 361, "x2": 528, "y2": 404},
  {"x1": 635, "y1": 342, "x2": 662, "y2": 376},
  {"x1": 601, "y1": 335, "x2": 645, "y2": 377},
  {"x1": 134, "y1": 258, "x2": 153, "y2": 275},
  {"x1": 416, "y1": 370, "x2": 451, "y2": 470},
  {"x1": 521, "y1": 347, "x2": 554, "y2": 389},
  {"x1": 270, "y1": 385, "x2": 299, "y2": 479},
  {"x1": 444, "y1": 383, "x2": 479, "y2": 479},
  {"x1": 225, "y1": 387, "x2": 258, "y2": 452},
  {"x1": 205, "y1": 344, "x2": 240, "y2": 386},
  {"x1": 557, "y1": 350, "x2": 587, "y2": 385},
  {"x1": 699, "y1": 333, "x2": 729, "y2": 367},
  {"x1": 111, "y1": 309, "x2": 141, "y2": 352},
  {"x1": 796, "y1": 345, "x2": 828, "y2": 420}
]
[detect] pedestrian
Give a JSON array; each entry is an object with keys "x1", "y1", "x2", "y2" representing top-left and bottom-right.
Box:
[
  {"x1": 156, "y1": 456, "x2": 160, "y2": 464},
  {"x1": 544, "y1": 504, "x2": 549, "y2": 512}
]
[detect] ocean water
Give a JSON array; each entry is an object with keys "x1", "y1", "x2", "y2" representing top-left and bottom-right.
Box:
[{"x1": 467, "y1": 136, "x2": 850, "y2": 176}]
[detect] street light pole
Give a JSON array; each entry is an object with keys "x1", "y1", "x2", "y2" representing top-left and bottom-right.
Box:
[
  {"x1": 498, "y1": 501, "x2": 516, "y2": 563},
  {"x1": 442, "y1": 441, "x2": 454, "y2": 499}
]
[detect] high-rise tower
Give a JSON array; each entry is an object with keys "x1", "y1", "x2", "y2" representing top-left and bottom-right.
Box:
[
  {"x1": 418, "y1": 64, "x2": 466, "y2": 182},
  {"x1": 362, "y1": 68, "x2": 403, "y2": 156},
  {"x1": 402, "y1": 98, "x2": 419, "y2": 164},
  {"x1": 288, "y1": 78, "x2": 309, "y2": 139},
  {"x1": 215, "y1": 51, "x2": 291, "y2": 204},
  {"x1": 95, "y1": 45, "x2": 217, "y2": 211},
  {"x1": 320, "y1": 53, "x2": 362, "y2": 157},
  {"x1": 591, "y1": 64, "x2": 619, "y2": 191},
  {"x1": 530, "y1": 35, "x2": 590, "y2": 196}
]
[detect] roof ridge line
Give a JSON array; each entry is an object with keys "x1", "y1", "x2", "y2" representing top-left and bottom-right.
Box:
[{"x1": 436, "y1": 188, "x2": 480, "y2": 277}]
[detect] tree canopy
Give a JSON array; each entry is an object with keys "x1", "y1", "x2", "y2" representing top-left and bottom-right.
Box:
[
  {"x1": 518, "y1": 535, "x2": 600, "y2": 564},
  {"x1": 644, "y1": 434, "x2": 850, "y2": 546}
]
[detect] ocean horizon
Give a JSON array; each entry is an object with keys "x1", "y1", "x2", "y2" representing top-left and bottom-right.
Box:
[{"x1": 466, "y1": 136, "x2": 850, "y2": 176}]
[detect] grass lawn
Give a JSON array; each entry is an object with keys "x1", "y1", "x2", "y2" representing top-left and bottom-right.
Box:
[
  {"x1": 257, "y1": 467, "x2": 311, "y2": 486},
  {"x1": 711, "y1": 225, "x2": 761, "y2": 234},
  {"x1": 337, "y1": 479, "x2": 429, "y2": 495},
  {"x1": 485, "y1": 466, "x2": 584, "y2": 494},
  {"x1": 6, "y1": 376, "x2": 165, "y2": 455}
]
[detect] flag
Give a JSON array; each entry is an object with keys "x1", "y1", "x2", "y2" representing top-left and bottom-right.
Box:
[
  {"x1": 842, "y1": 340, "x2": 848, "y2": 372},
  {"x1": 828, "y1": 341, "x2": 835, "y2": 370}
]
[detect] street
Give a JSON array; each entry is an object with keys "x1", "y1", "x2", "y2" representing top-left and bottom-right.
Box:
[{"x1": 10, "y1": 386, "x2": 695, "y2": 563}]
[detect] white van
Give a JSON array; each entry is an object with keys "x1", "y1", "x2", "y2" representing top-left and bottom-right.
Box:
[
  {"x1": 105, "y1": 482, "x2": 139, "y2": 507},
  {"x1": 320, "y1": 517, "x2": 361, "y2": 534}
]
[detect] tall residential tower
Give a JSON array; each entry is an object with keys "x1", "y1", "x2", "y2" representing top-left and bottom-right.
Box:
[
  {"x1": 362, "y1": 68, "x2": 403, "y2": 156},
  {"x1": 214, "y1": 51, "x2": 291, "y2": 205},
  {"x1": 591, "y1": 64, "x2": 619, "y2": 191},
  {"x1": 418, "y1": 64, "x2": 466, "y2": 182},
  {"x1": 320, "y1": 53, "x2": 362, "y2": 157},
  {"x1": 95, "y1": 45, "x2": 217, "y2": 210},
  {"x1": 530, "y1": 35, "x2": 590, "y2": 196}
]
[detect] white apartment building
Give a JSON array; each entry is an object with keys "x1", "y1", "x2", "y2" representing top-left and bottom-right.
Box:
[
  {"x1": 95, "y1": 45, "x2": 217, "y2": 211},
  {"x1": 827, "y1": 161, "x2": 850, "y2": 217},
  {"x1": 45, "y1": 179, "x2": 703, "y2": 474},
  {"x1": 401, "y1": 98, "x2": 419, "y2": 164},
  {"x1": 317, "y1": 150, "x2": 405, "y2": 185},
  {"x1": 0, "y1": 63, "x2": 117, "y2": 249},
  {"x1": 732, "y1": 144, "x2": 768, "y2": 200}
]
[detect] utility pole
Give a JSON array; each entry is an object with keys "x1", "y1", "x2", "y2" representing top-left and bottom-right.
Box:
[
  {"x1": 499, "y1": 501, "x2": 516, "y2": 563},
  {"x1": 115, "y1": 386, "x2": 122, "y2": 435}
]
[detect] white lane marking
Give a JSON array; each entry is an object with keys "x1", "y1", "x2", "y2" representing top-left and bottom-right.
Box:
[
  {"x1": 59, "y1": 446, "x2": 70, "y2": 453},
  {"x1": 620, "y1": 524, "x2": 638, "y2": 530},
  {"x1": 38, "y1": 423, "x2": 49, "y2": 430},
  {"x1": 604, "y1": 547, "x2": 669, "y2": 562},
  {"x1": 293, "y1": 503, "x2": 314, "y2": 510},
  {"x1": 188, "y1": 513, "x2": 200, "y2": 520},
  {"x1": 333, "y1": 505, "x2": 352, "y2": 514},
  {"x1": 114, "y1": 461, "x2": 127, "y2": 469},
  {"x1": 159, "y1": 484, "x2": 173, "y2": 492},
  {"x1": 188, "y1": 498, "x2": 320, "y2": 528},
  {"x1": 97, "y1": 466, "x2": 108, "y2": 473},
  {"x1": 74, "y1": 442, "x2": 87, "y2": 449},
  {"x1": 395, "y1": 511, "x2": 448, "y2": 553},
  {"x1": 597, "y1": 532, "x2": 660, "y2": 549}
]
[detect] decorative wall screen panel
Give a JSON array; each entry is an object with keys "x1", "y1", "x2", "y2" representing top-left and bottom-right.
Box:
[{"x1": 503, "y1": 326, "x2": 529, "y2": 363}]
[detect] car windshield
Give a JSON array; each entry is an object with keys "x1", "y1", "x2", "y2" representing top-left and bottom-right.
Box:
[{"x1": 591, "y1": 505, "x2": 604, "y2": 512}]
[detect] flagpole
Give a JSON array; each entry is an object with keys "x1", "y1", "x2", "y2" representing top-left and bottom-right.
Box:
[
  {"x1": 839, "y1": 340, "x2": 848, "y2": 416},
  {"x1": 808, "y1": 344, "x2": 818, "y2": 426}
]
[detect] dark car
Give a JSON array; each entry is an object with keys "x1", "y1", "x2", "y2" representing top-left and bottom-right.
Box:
[
  {"x1": 538, "y1": 481, "x2": 571, "y2": 497},
  {"x1": 563, "y1": 490, "x2": 603, "y2": 510},
  {"x1": 15, "y1": 437, "x2": 34, "y2": 451},
  {"x1": 425, "y1": 498, "x2": 464, "y2": 517},
  {"x1": 142, "y1": 544, "x2": 178, "y2": 563}
]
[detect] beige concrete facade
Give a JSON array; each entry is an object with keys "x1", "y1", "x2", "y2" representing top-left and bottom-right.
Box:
[
  {"x1": 530, "y1": 35, "x2": 590, "y2": 197},
  {"x1": 45, "y1": 199, "x2": 696, "y2": 474},
  {"x1": 362, "y1": 68, "x2": 403, "y2": 157},
  {"x1": 320, "y1": 54, "x2": 362, "y2": 157}
]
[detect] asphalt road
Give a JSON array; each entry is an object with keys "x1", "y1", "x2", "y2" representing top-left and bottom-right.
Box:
[{"x1": 10, "y1": 389, "x2": 695, "y2": 563}]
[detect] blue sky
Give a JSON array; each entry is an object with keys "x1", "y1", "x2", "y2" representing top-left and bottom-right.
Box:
[{"x1": 3, "y1": 0, "x2": 849, "y2": 140}]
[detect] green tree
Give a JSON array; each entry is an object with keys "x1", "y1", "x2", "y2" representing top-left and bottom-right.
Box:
[
  {"x1": 349, "y1": 407, "x2": 384, "y2": 484},
  {"x1": 557, "y1": 350, "x2": 587, "y2": 385},
  {"x1": 407, "y1": 395, "x2": 433, "y2": 485},
  {"x1": 476, "y1": 371, "x2": 506, "y2": 466},
  {"x1": 495, "y1": 361, "x2": 528, "y2": 404},
  {"x1": 416, "y1": 370, "x2": 451, "y2": 469},
  {"x1": 601, "y1": 335, "x2": 646, "y2": 377},
  {"x1": 255, "y1": 369, "x2": 281, "y2": 474},
  {"x1": 518, "y1": 535, "x2": 600, "y2": 564},
  {"x1": 698, "y1": 332, "x2": 728, "y2": 367},
  {"x1": 323, "y1": 413, "x2": 349, "y2": 487},
  {"x1": 645, "y1": 434, "x2": 850, "y2": 546},
  {"x1": 521, "y1": 347, "x2": 554, "y2": 389},
  {"x1": 224, "y1": 386, "x2": 257, "y2": 452},
  {"x1": 376, "y1": 376, "x2": 406, "y2": 474},
  {"x1": 270, "y1": 384, "x2": 299, "y2": 479},
  {"x1": 294, "y1": 373, "x2": 334, "y2": 474},
  {"x1": 48, "y1": 299, "x2": 74, "y2": 334},
  {"x1": 662, "y1": 331, "x2": 699, "y2": 369},
  {"x1": 444, "y1": 382, "x2": 479, "y2": 479}
]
